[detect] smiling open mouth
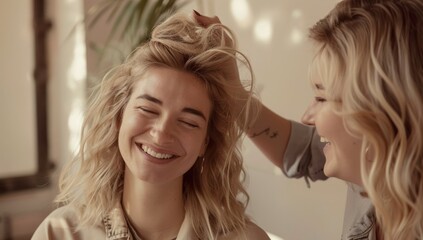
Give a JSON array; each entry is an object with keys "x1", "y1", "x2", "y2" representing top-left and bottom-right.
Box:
[{"x1": 137, "y1": 144, "x2": 175, "y2": 159}]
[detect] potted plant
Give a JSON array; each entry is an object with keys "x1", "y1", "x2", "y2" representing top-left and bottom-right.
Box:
[{"x1": 84, "y1": 0, "x2": 189, "y2": 85}]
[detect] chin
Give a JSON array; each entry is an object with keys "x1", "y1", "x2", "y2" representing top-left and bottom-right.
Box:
[{"x1": 323, "y1": 162, "x2": 338, "y2": 178}]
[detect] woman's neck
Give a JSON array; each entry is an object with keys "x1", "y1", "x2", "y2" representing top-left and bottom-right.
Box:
[
  {"x1": 122, "y1": 171, "x2": 185, "y2": 240},
  {"x1": 375, "y1": 222, "x2": 384, "y2": 240}
]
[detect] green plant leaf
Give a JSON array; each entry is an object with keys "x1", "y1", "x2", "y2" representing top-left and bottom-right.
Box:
[
  {"x1": 85, "y1": 0, "x2": 191, "y2": 73},
  {"x1": 145, "y1": 0, "x2": 164, "y2": 29},
  {"x1": 134, "y1": 0, "x2": 149, "y2": 34},
  {"x1": 134, "y1": 0, "x2": 189, "y2": 47},
  {"x1": 105, "y1": 0, "x2": 125, "y2": 23},
  {"x1": 105, "y1": 0, "x2": 134, "y2": 47},
  {"x1": 120, "y1": 0, "x2": 144, "y2": 39},
  {"x1": 86, "y1": 0, "x2": 115, "y2": 29}
]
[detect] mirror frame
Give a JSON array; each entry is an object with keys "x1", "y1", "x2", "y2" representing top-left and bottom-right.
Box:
[{"x1": 0, "y1": 0, "x2": 51, "y2": 194}]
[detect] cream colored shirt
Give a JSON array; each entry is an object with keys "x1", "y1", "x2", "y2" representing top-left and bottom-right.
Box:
[{"x1": 32, "y1": 204, "x2": 269, "y2": 240}]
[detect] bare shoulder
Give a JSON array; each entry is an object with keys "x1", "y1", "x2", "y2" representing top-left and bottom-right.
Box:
[{"x1": 245, "y1": 221, "x2": 270, "y2": 240}]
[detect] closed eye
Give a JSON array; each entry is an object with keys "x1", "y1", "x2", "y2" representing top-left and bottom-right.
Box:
[
  {"x1": 180, "y1": 120, "x2": 199, "y2": 128},
  {"x1": 139, "y1": 107, "x2": 158, "y2": 115}
]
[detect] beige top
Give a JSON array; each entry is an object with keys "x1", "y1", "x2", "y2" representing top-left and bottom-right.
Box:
[{"x1": 32, "y1": 204, "x2": 269, "y2": 240}]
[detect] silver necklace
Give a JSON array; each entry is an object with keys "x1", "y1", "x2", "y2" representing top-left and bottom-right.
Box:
[{"x1": 123, "y1": 209, "x2": 177, "y2": 240}]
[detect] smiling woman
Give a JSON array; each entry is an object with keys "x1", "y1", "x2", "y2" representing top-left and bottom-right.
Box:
[
  {"x1": 32, "y1": 12, "x2": 269, "y2": 240},
  {"x1": 118, "y1": 67, "x2": 211, "y2": 184}
]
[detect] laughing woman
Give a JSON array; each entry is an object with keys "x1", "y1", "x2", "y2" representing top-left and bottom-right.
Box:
[{"x1": 33, "y1": 13, "x2": 269, "y2": 240}]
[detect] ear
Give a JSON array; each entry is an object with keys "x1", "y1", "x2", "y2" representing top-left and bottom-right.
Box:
[{"x1": 199, "y1": 136, "x2": 209, "y2": 156}]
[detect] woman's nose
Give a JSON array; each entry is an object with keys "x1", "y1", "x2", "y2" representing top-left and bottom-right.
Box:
[
  {"x1": 150, "y1": 118, "x2": 174, "y2": 145},
  {"x1": 301, "y1": 100, "x2": 316, "y2": 126}
]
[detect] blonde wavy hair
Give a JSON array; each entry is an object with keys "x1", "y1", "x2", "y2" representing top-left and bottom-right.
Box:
[
  {"x1": 309, "y1": 0, "x2": 423, "y2": 239},
  {"x1": 56, "y1": 13, "x2": 257, "y2": 239}
]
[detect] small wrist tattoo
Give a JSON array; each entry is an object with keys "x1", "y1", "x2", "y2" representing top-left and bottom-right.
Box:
[{"x1": 250, "y1": 127, "x2": 278, "y2": 138}]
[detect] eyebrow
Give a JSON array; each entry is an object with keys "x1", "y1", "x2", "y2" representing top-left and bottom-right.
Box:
[
  {"x1": 182, "y1": 108, "x2": 207, "y2": 121},
  {"x1": 136, "y1": 94, "x2": 207, "y2": 121},
  {"x1": 137, "y1": 94, "x2": 162, "y2": 104}
]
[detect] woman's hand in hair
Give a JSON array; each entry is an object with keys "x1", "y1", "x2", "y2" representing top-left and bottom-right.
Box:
[
  {"x1": 192, "y1": 10, "x2": 251, "y2": 118},
  {"x1": 193, "y1": 10, "x2": 221, "y2": 26}
]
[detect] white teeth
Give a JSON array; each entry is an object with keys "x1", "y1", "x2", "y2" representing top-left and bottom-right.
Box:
[
  {"x1": 320, "y1": 137, "x2": 330, "y2": 143},
  {"x1": 141, "y1": 145, "x2": 173, "y2": 159}
]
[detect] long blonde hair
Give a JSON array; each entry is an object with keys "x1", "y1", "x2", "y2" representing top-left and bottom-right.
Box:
[
  {"x1": 56, "y1": 13, "x2": 257, "y2": 239},
  {"x1": 309, "y1": 0, "x2": 423, "y2": 239}
]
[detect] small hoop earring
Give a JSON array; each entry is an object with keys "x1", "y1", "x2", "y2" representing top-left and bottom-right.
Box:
[{"x1": 200, "y1": 156, "x2": 205, "y2": 174}]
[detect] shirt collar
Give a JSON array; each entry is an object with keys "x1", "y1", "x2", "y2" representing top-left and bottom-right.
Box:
[
  {"x1": 102, "y1": 202, "x2": 195, "y2": 240},
  {"x1": 346, "y1": 207, "x2": 377, "y2": 240}
]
